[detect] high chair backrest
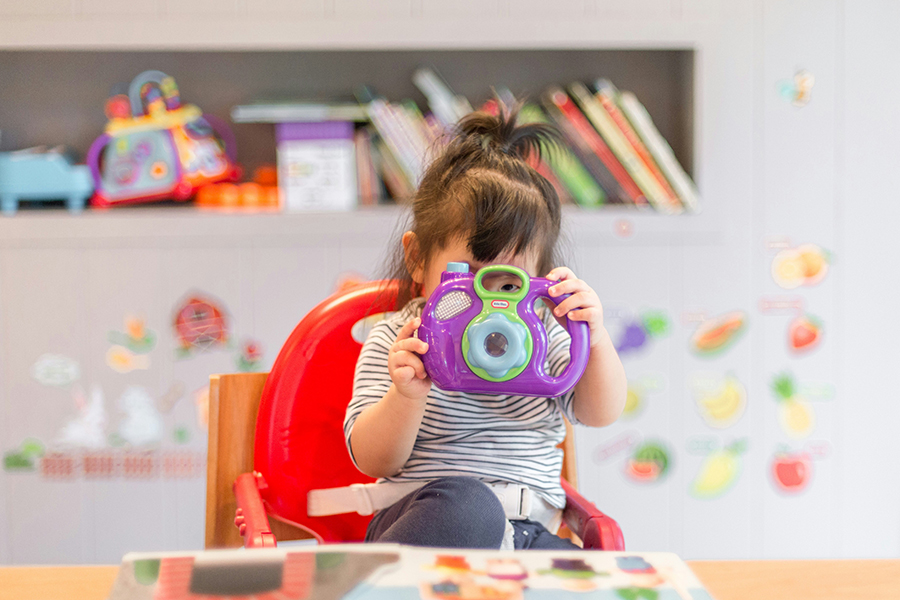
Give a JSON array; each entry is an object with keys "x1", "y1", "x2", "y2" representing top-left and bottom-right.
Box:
[{"x1": 251, "y1": 280, "x2": 399, "y2": 543}]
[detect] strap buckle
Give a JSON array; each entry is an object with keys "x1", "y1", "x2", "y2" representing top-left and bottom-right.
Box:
[{"x1": 492, "y1": 483, "x2": 532, "y2": 520}]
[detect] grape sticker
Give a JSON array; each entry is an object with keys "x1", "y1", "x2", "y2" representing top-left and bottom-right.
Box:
[
  {"x1": 770, "y1": 448, "x2": 812, "y2": 494},
  {"x1": 691, "y1": 373, "x2": 747, "y2": 429},
  {"x1": 771, "y1": 243, "x2": 830, "y2": 289},
  {"x1": 689, "y1": 310, "x2": 747, "y2": 356},
  {"x1": 771, "y1": 372, "x2": 815, "y2": 439},
  {"x1": 624, "y1": 441, "x2": 671, "y2": 483},
  {"x1": 690, "y1": 439, "x2": 747, "y2": 499},
  {"x1": 613, "y1": 310, "x2": 670, "y2": 356}
]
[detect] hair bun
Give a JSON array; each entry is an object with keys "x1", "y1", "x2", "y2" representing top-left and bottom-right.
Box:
[{"x1": 455, "y1": 100, "x2": 559, "y2": 161}]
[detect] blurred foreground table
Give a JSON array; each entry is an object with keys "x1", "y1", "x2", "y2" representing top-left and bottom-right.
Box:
[{"x1": 1, "y1": 559, "x2": 898, "y2": 600}]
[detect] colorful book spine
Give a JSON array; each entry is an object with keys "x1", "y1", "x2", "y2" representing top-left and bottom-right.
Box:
[
  {"x1": 519, "y1": 104, "x2": 605, "y2": 208},
  {"x1": 355, "y1": 127, "x2": 383, "y2": 206},
  {"x1": 542, "y1": 88, "x2": 634, "y2": 205},
  {"x1": 616, "y1": 90, "x2": 700, "y2": 212},
  {"x1": 372, "y1": 136, "x2": 415, "y2": 201},
  {"x1": 593, "y1": 79, "x2": 684, "y2": 212},
  {"x1": 366, "y1": 98, "x2": 423, "y2": 185},
  {"x1": 547, "y1": 86, "x2": 647, "y2": 207},
  {"x1": 532, "y1": 158, "x2": 574, "y2": 205},
  {"x1": 569, "y1": 82, "x2": 677, "y2": 213},
  {"x1": 413, "y1": 67, "x2": 474, "y2": 128}
]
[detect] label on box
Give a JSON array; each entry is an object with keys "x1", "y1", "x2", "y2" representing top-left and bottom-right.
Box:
[{"x1": 278, "y1": 139, "x2": 357, "y2": 211}]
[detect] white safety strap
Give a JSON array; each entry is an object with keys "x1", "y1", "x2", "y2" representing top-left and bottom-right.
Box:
[{"x1": 308, "y1": 480, "x2": 560, "y2": 529}]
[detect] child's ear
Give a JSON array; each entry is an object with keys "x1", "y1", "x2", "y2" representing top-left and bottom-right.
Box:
[{"x1": 402, "y1": 231, "x2": 424, "y2": 284}]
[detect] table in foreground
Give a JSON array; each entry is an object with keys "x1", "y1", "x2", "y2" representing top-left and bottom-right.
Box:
[{"x1": 1, "y1": 559, "x2": 898, "y2": 600}]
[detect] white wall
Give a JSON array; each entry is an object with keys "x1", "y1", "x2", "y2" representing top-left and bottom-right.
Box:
[{"x1": 0, "y1": 0, "x2": 898, "y2": 563}]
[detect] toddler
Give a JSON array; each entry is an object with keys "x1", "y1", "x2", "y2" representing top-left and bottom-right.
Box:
[{"x1": 344, "y1": 103, "x2": 627, "y2": 550}]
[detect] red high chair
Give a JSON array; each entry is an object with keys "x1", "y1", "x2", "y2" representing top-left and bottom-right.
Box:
[{"x1": 205, "y1": 280, "x2": 624, "y2": 551}]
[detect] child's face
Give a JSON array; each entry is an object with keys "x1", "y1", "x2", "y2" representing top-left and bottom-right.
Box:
[{"x1": 406, "y1": 233, "x2": 540, "y2": 299}]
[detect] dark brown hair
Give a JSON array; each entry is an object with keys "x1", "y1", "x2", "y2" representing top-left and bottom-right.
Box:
[{"x1": 383, "y1": 100, "x2": 565, "y2": 308}]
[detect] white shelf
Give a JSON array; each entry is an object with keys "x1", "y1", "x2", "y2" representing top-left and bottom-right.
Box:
[{"x1": 0, "y1": 205, "x2": 721, "y2": 248}]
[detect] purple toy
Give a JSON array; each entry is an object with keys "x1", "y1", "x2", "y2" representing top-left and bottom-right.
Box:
[{"x1": 418, "y1": 263, "x2": 590, "y2": 397}]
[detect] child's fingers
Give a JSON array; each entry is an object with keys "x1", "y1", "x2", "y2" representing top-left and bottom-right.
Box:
[
  {"x1": 392, "y1": 365, "x2": 417, "y2": 385},
  {"x1": 396, "y1": 316, "x2": 421, "y2": 341},
  {"x1": 392, "y1": 337, "x2": 428, "y2": 356},
  {"x1": 545, "y1": 266, "x2": 577, "y2": 282},
  {"x1": 552, "y1": 291, "x2": 597, "y2": 318},
  {"x1": 548, "y1": 277, "x2": 589, "y2": 297},
  {"x1": 390, "y1": 349, "x2": 428, "y2": 381},
  {"x1": 566, "y1": 307, "x2": 601, "y2": 323}
]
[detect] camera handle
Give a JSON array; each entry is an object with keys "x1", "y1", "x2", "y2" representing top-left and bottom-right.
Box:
[{"x1": 522, "y1": 278, "x2": 591, "y2": 396}]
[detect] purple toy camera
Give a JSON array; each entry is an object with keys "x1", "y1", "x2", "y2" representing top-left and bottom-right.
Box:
[{"x1": 417, "y1": 263, "x2": 590, "y2": 397}]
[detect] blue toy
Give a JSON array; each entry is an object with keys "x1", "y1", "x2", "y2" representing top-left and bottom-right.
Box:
[{"x1": 0, "y1": 148, "x2": 93, "y2": 215}]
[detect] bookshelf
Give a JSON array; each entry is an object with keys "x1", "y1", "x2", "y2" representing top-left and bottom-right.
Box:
[{"x1": 0, "y1": 49, "x2": 694, "y2": 184}]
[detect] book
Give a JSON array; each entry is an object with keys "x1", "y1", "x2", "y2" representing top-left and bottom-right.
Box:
[
  {"x1": 354, "y1": 127, "x2": 382, "y2": 206},
  {"x1": 615, "y1": 88, "x2": 701, "y2": 212},
  {"x1": 107, "y1": 545, "x2": 716, "y2": 600},
  {"x1": 371, "y1": 135, "x2": 415, "y2": 201},
  {"x1": 569, "y1": 81, "x2": 679, "y2": 213},
  {"x1": 544, "y1": 86, "x2": 647, "y2": 207},
  {"x1": 541, "y1": 88, "x2": 631, "y2": 205},
  {"x1": 593, "y1": 79, "x2": 684, "y2": 212},
  {"x1": 413, "y1": 66, "x2": 474, "y2": 128},
  {"x1": 231, "y1": 101, "x2": 368, "y2": 123},
  {"x1": 519, "y1": 104, "x2": 606, "y2": 208},
  {"x1": 533, "y1": 157, "x2": 575, "y2": 205},
  {"x1": 366, "y1": 97, "x2": 426, "y2": 186}
]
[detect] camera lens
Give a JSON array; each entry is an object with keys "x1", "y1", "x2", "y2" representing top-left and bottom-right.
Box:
[{"x1": 484, "y1": 332, "x2": 508, "y2": 357}]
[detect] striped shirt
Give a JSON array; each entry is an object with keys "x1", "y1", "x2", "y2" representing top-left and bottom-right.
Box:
[{"x1": 344, "y1": 297, "x2": 580, "y2": 508}]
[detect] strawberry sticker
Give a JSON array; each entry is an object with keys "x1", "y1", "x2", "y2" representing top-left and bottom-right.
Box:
[{"x1": 789, "y1": 314, "x2": 822, "y2": 354}]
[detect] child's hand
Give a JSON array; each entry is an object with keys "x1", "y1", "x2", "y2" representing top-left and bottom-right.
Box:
[
  {"x1": 389, "y1": 317, "x2": 432, "y2": 401},
  {"x1": 546, "y1": 267, "x2": 608, "y2": 349}
]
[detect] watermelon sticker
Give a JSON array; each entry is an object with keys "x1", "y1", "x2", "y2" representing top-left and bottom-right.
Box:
[
  {"x1": 624, "y1": 441, "x2": 671, "y2": 483},
  {"x1": 689, "y1": 310, "x2": 747, "y2": 356}
]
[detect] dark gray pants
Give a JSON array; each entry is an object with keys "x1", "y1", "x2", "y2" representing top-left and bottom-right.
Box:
[{"x1": 365, "y1": 476, "x2": 580, "y2": 550}]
